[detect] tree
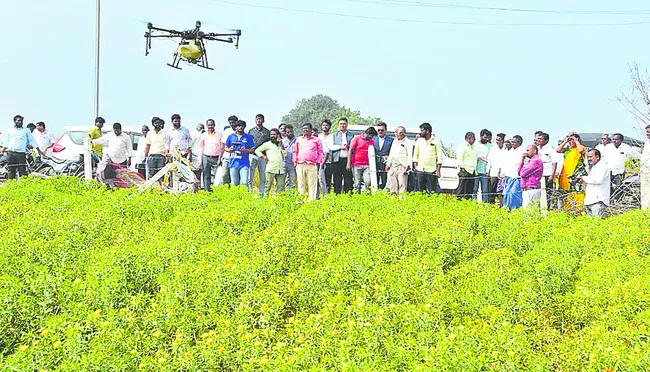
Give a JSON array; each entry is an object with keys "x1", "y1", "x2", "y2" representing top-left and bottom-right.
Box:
[
  {"x1": 282, "y1": 94, "x2": 381, "y2": 132},
  {"x1": 618, "y1": 63, "x2": 650, "y2": 133}
]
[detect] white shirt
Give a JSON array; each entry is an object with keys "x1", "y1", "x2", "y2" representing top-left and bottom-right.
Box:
[
  {"x1": 582, "y1": 160, "x2": 611, "y2": 206},
  {"x1": 134, "y1": 134, "x2": 148, "y2": 165},
  {"x1": 386, "y1": 137, "x2": 413, "y2": 168},
  {"x1": 340, "y1": 131, "x2": 349, "y2": 158},
  {"x1": 595, "y1": 143, "x2": 608, "y2": 157},
  {"x1": 486, "y1": 145, "x2": 506, "y2": 178},
  {"x1": 641, "y1": 139, "x2": 650, "y2": 174},
  {"x1": 92, "y1": 132, "x2": 133, "y2": 164},
  {"x1": 378, "y1": 136, "x2": 385, "y2": 151},
  {"x1": 604, "y1": 143, "x2": 641, "y2": 175},
  {"x1": 34, "y1": 130, "x2": 55, "y2": 156},
  {"x1": 538, "y1": 143, "x2": 559, "y2": 177},
  {"x1": 502, "y1": 146, "x2": 526, "y2": 178},
  {"x1": 221, "y1": 127, "x2": 234, "y2": 159},
  {"x1": 318, "y1": 133, "x2": 330, "y2": 159}
]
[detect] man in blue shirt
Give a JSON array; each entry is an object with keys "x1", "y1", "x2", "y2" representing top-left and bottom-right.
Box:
[
  {"x1": 225, "y1": 120, "x2": 255, "y2": 189},
  {"x1": 0, "y1": 115, "x2": 36, "y2": 180}
]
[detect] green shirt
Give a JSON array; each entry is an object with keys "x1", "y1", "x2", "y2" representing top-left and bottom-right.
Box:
[
  {"x1": 88, "y1": 126, "x2": 103, "y2": 157},
  {"x1": 255, "y1": 140, "x2": 286, "y2": 174},
  {"x1": 475, "y1": 142, "x2": 492, "y2": 174},
  {"x1": 457, "y1": 141, "x2": 477, "y2": 175}
]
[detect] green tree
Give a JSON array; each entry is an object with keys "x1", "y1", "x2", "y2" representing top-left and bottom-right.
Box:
[{"x1": 282, "y1": 94, "x2": 381, "y2": 132}]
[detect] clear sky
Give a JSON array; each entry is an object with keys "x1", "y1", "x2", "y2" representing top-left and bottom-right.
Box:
[{"x1": 2, "y1": 0, "x2": 650, "y2": 146}]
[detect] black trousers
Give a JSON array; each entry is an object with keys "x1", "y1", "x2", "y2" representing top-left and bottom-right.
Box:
[
  {"x1": 6, "y1": 151, "x2": 28, "y2": 180},
  {"x1": 488, "y1": 176, "x2": 500, "y2": 204},
  {"x1": 376, "y1": 161, "x2": 388, "y2": 190},
  {"x1": 456, "y1": 169, "x2": 474, "y2": 200},
  {"x1": 332, "y1": 158, "x2": 353, "y2": 194},
  {"x1": 415, "y1": 171, "x2": 439, "y2": 195},
  {"x1": 324, "y1": 162, "x2": 334, "y2": 192}
]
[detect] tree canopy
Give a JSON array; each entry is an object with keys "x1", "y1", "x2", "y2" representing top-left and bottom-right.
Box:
[{"x1": 282, "y1": 94, "x2": 381, "y2": 132}]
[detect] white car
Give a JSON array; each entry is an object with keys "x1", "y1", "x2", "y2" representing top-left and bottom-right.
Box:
[{"x1": 52, "y1": 125, "x2": 144, "y2": 170}]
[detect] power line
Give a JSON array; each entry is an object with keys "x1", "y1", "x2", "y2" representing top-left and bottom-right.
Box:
[
  {"x1": 212, "y1": 0, "x2": 650, "y2": 26},
  {"x1": 345, "y1": 0, "x2": 650, "y2": 16}
]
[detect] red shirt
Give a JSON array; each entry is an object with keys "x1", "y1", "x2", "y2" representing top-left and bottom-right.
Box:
[{"x1": 350, "y1": 135, "x2": 375, "y2": 167}]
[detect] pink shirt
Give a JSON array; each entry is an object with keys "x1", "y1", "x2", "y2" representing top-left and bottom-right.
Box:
[
  {"x1": 350, "y1": 134, "x2": 375, "y2": 167},
  {"x1": 199, "y1": 131, "x2": 223, "y2": 157},
  {"x1": 293, "y1": 135, "x2": 323, "y2": 165},
  {"x1": 518, "y1": 154, "x2": 543, "y2": 189}
]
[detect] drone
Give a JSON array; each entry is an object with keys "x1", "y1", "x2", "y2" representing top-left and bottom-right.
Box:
[{"x1": 144, "y1": 21, "x2": 241, "y2": 70}]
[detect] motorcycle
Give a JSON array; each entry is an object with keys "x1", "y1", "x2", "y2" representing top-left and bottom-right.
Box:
[{"x1": 32, "y1": 154, "x2": 86, "y2": 178}]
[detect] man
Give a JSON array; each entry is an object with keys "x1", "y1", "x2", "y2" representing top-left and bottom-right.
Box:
[
  {"x1": 33, "y1": 122, "x2": 55, "y2": 157},
  {"x1": 293, "y1": 123, "x2": 323, "y2": 200},
  {"x1": 347, "y1": 126, "x2": 378, "y2": 194},
  {"x1": 319, "y1": 119, "x2": 334, "y2": 195},
  {"x1": 580, "y1": 149, "x2": 610, "y2": 218},
  {"x1": 329, "y1": 117, "x2": 354, "y2": 194},
  {"x1": 456, "y1": 132, "x2": 477, "y2": 200},
  {"x1": 199, "y1": 120, "x2": 222, "y2": 192},
  {"x1": 473, "y1": 129, "x2": 492, "y2": 202},
  {"x1": 595, "y1": 133, "x2": 611, "y2": 155},
  {"x1": 640, "y1": 124, "x2": 650, "y2": 211},
  {"x1": 282, "y1": 125, "x2": 297, "y2": 189},
  {"x1": 373, "y1": 122, "x2": 393, "y2": 190},
  {"x1": 605, "y1": 133, "x2": 641, "y2": 196},
  {"x1": 225, "y1": 120, "x2": 255, "y2": 188},
  {"x1": 518, "y1": 145, "x2": 544, "y2": 208},
  {"x1": 487, "y1": 133, "x2": 506, "y2": 205},
  {"x1": 91, "y1": 122, "x2": 133, "y2": 167},
  {"x1": 385, "y1": 126, "x2": 413, "y2": 195},
  {"x1": 248, "y1": 114, "x2": 271, "y2": 197},
  {"x1": 220, "y1": 115, "x2": 238, "y2": 185},
  {"x1": 536, "y1": 132, "x2": 559, "y2": 208},
  {"x1": 135, "y1": 125, "x2": 150, "y2": 177},
  {"x1": 191, "y1": 123, "x2": 205, "y2": 182},
  {"x1": 413, "y1": 122, "x2": 443, "y2": 195},
  {"x1": 144, "y1": 117, "x2": 167, "y2": 180},
  {"x1": 0, "y1": 115, "x2": 35, "y2": 180},
  {"x1": 256, "y1": 128, "x2": 286, "y2": 196},
  {"x1": 89, "y1": 117, "x2": 105, "y2": 157},
  {"x1": 502, "y1": 135, "x2": 526, "y2": 210},
  {"x1": 166, "y1": 114, "x2": 192, "y2": 160}
]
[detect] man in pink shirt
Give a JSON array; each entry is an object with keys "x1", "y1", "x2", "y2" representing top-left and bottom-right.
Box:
[
  {"x1": 199, "y1": 120, "x2": 223, "y2": 192},
  {"x1": 518, "y1": 144, "x2": 544, "y2": 208},
  {"x1": 293, "y1": 123, "x2": 323, "y2": 200},
  {"x1": 347, "y1": 127, "x2": 378, "y2": 194}
]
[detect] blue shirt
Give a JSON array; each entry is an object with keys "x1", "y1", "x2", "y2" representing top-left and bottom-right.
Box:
[
  {"x1": 226, "y1": 133, "x2": 255, "y2": 168},
  {"x1": 283, "y1": 136, "x2": 297, "y2": 171},
  {"x1": 1, "y1": 127, "x2": 36, "y2": 153}
]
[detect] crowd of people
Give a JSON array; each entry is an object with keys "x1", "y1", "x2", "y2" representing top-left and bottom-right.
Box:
[{"x1": 2, "y1": 113, "x2": 649, "y2": 217}]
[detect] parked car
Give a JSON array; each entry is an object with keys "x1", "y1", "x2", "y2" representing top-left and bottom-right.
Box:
[
  {"x1": 347, "y1": 124, "x2": 459, "y2": 192},
  {"x1": 52, "y1": 126, "x2": 144, "y2": 170}
]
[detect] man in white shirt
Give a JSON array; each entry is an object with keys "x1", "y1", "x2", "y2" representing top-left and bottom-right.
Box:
[
  {"x1": 91, "y1": 122, "x2": 133, "y2": 167},
  {"x1": 134, "y1": 125, "x2": 150, "y2": 177},
  {"x1": 220, "y1": 115, "x2": 238, "y2": 185},
  {"x1": 579, "y1": 148, "x2": 610, "y2": 218},
  {"x1": 536, "y1": 132, "x2": 559, "y2": 208},
  {"x1": 595, "y1": 133, "x2": 610, "y2": 156},
  {"x1": 318, "y1": 120, "x2": 332, "y2": 197},
  {"x1": 486, "y1": 133, "x2": 506, "y2": 205},
  {"x1": 502, "y1": 135, "x2": 526, "y2": 210},
  {"x1": 33, "y1": 122, "x2": 55, "y2": 157},
  {"x1": 605, "y1": 133, "x2": 641, "y2": 196},
  {"x1": 640, "y1": 125, "x2": 650, "y2": 211},
  {"x1": 385, "y1": 126, "x2": 413, "y2": 195}
]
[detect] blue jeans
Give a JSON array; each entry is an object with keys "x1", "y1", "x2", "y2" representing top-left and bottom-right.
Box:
[
  {"x1": 230, "y1": 166, "x2": 249, "y2": 189},
  {"x1": 473, "y1": 173, "x2": 489, "y2": 202}
]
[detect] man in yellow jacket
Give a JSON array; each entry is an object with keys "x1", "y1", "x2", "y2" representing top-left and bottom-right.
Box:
[{"x1": 88, "y1": 117, "x2": 105, "y2": 157}]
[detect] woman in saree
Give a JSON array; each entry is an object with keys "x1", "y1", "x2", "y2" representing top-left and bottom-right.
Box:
[{"x1": 556, "y1": 133, "x2": 586, "y2": 213}]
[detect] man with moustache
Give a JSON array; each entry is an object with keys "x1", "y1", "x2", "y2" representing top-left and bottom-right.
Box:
[
  {"x1": 255, "y1": 128, "x2": 286, "y2": 196},
  {"x1": 199, "y1": 120, "x2": 223, "y2": 192},
  {"x1": 143, "y1": 117, "x2": 167, "y2": 180},
  {"x1": 0, "y1": 115, "x2": 36, "y2": 180},
  {"x1": 165, "y1": 114, "x2": 192, "y2": 160}
]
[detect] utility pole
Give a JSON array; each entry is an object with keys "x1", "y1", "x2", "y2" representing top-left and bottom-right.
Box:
[{"x1": 93, "y1": 0, "x2": 101, "y2": 119}]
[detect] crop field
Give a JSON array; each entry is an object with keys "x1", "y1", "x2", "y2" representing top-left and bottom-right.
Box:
[{"x1": 1, "y1": 178, "x2": 649, "y2": 371}]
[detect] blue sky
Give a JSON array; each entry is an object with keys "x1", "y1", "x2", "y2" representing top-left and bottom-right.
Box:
[{"x1": 2, "y1": 0, "x2": 650, "y2": 146}]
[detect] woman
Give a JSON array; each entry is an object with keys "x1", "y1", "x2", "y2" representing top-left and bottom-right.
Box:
[{"x1": 556, "y1": 133, "x2": 586, "y2": 213}]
